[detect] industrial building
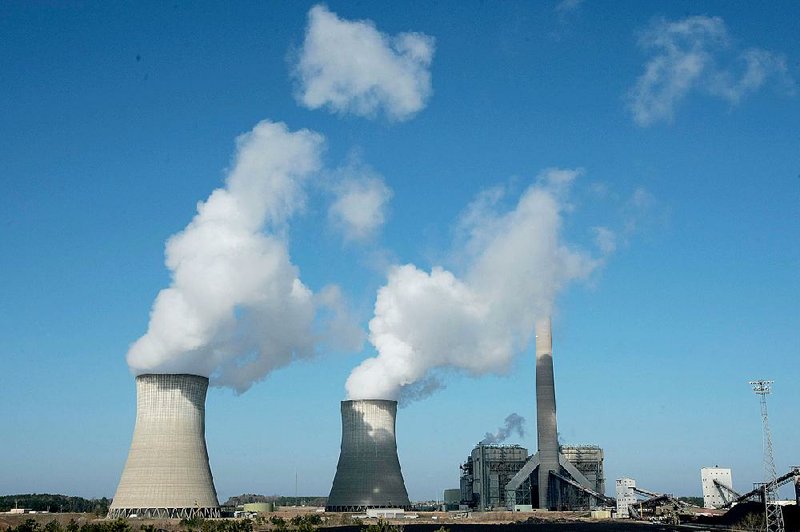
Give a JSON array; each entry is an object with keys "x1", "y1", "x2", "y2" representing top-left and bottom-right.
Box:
[
  {"x1": 109, "y1": 374, "x2": 220, "y2": 519},
  {"x1": 615, "y1": 478, "x2": 637, "y2": 518},
  {"x1": 460, "y1": 444, "x2": 529, "y2": 510},
  {"x1": 459, "y1": 442, "x2": 605, "y2": 511},
  {"x1": 326, "y1": 399, "x2": 411, "y2": 511},
  {"x1": 560, "y1": 445, "x2": 605, "y2": 495},
  {"x1": 442, "y1": 489, "x2": 461, "y2": 510},
  {"x1": 700, "y1": 467, "x2": 734, "y2": 508}
]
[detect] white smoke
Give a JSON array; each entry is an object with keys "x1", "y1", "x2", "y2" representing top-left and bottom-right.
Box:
[
  {"x1": 328, "y1": 170, "x2": 393, "y2": 242},
  {"x1": 127, "y1": 120, "x2": 356, "y2": 393},
  {"x1": 628, "y1": 15, "x2": 792, "y2": 126},
  {"x1": 346, "y1": 168, "x2": 602, "y2": 403},
  {"x1": 292, "y1": 4, "x2": 435, "y2": 121},
  {"x1": 481, "y1": 413, "x2": 526, "y2": 444}
]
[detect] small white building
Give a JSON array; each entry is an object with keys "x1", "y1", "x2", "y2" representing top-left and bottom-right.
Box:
[
  {"x1": 365, "y1": 508, "x2": 405, "y2": 519},
  {"x1": 615, "y1": 478, "x2": 637, "y2": 518},
  {"x1": 701, "y1": 467, "x2": 734, "y2": 508}
]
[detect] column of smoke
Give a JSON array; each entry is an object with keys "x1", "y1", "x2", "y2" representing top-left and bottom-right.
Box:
[
  {"x1": 346, "y1": 168, "x2": 610, "y2": 403},
  {"x1": 127, "y1": 120, "x2": 361, "y2": 392},
  {"x1": 481, "y1": 413, "x2": 526, "y2": 445}
]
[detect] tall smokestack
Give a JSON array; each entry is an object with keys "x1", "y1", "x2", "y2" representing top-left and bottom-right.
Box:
[
  {"x1": 109, "y1": 374, "x2": 220, "y2": 519},
  {"x1": 535, "y1": 317, "x2": 559, "y2": 509},
  {"x1": 326, "y1": 400, "x2": 411, "y2": 511}
]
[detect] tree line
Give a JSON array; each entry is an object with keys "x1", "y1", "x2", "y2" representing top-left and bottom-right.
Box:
[{"x1": 0, "y1": 495, "x2": 110, "y2": 515}]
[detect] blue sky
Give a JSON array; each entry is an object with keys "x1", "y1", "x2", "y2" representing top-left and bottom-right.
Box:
[{"x1": 1, "y1": 1, "x2": 798, "y2": 502}]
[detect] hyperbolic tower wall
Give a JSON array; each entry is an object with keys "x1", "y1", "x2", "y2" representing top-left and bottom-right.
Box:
[
  {"x1": 109, "y1": 374, "x2": 220, "y2": 519},
  {"x1": 326, "y1": 399, "x2": 411, "y2": 511}
]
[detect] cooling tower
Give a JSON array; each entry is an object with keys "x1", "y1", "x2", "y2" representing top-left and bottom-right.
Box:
[
  {"x1": 535, "y1": 317, "x2": 559, "y2": 509},
  {"x1": 326, "y1": 400, "x2": 411, "y2": 511},
  {"x1": 108, "y1": 374, "x2": 220, "y2": 519}
]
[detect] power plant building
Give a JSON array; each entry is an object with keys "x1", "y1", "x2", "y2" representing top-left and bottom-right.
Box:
[
  {"x1": 560, "y1": 445, "x2": 605, "y2": 495},
  {"x1": 460, "y1": 444, "x2": 529, "y2": 510},
  {"x1": 326, "y1": 400, "x2": 411, "y2": 512},
  {"x1": 615, "y1": 478, "x2": 637, "y2": 518},
  {"x1": 700, "y1": 467, "x2": 734, "y2": 508},
  {"x1": 109, "y1": 374, "x2": 220, "y2": 519}
]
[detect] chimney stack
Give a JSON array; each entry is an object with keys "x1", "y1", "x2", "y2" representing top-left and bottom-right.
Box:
[{"x1": 535, "y1": 318, "x2": 559, "y2": 509}]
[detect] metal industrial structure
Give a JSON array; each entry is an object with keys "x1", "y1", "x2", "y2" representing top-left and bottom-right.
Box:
[
  {"x1": 615, "y1": 478, "x2": 689, "y2": 523},
  {"x1": 504, "y1": 318, "x2": 609, "y2": 510},
  {"x1": 750, "y1": 380, "x2": 784, "y2": 532},
  {"x1": 719, "y1": 467, "x2": 800, "y2": 509},
  {"x1": 560, "y1": 445, "x2": 605, "y2": 496},
  {"x1": 109, "y1": 374, "x2": 220, "y2": 519},
  {"x1": 326, "y1": 399, "x2": 411, "y2": 512},
  {"x1": 460, "y1": 444, "x2": 529, "y2": 510}
]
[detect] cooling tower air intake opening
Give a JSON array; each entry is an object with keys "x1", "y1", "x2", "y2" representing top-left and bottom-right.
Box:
[
  {"x1": 326, "y1": 399, "x2": 411, "y2": 512},
  {"x1": 109, "y1": 373, "x2": 220, "y2": 519}
]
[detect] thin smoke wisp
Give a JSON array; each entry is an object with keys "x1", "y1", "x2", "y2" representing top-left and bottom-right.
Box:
[{"x1": 481, "y1": 413, "x2": 526, "y2": 444}]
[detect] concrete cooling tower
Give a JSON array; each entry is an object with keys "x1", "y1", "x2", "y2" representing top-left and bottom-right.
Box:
[
  {"x1": 326, "y1": 400, "x2": 411, "y2": 511},
  {"x1": 109, "y1": 374, "x2": 220, "y2": 519}
]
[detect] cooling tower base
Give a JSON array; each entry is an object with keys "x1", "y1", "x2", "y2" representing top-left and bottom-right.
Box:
[
  {"x1": 107, "y1": 507, "x2": 221, "y2": 519},
  {"x1": 325, "y1": 504, "x2": 412, "y2": 513}
]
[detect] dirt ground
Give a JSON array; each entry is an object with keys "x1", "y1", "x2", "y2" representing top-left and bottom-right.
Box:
[{"x1": 0, "y1": 509, "x2": 691, "y2": 532}]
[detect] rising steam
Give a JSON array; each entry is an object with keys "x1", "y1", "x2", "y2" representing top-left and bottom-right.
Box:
[
  {"x1": 127, "y1": 120, "x2": 359, "y2": 393},
  {"x1": 481, "y1": 413, "x2": 526, "y2": 444},
  {"x1": 346, "y1": 169, "x2": 603, "y2": 403}
]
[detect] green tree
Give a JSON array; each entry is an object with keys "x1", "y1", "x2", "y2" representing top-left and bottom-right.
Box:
[
  {"x1": 268, "y1": 516, "x2": 286, "y2": 532},
  {"x1": 43, "y1": 520, "x2": 63, "y2": 532},
  {"x1": 361, "y1": 518, "x2": 401, "y2": 532}
]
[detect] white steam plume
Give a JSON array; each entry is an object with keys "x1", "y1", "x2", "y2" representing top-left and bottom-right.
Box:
[
  {"x1": 481, "y1": 413, "x2": 526, "y2": 444},
  {"x1": 328, "y1": 170, "x2": 393, "y2": 242},
  {"x1": 346, "y1": 168, "x2": 602, "y2": 403},
  {"x1": 292, "y1": 4, "x2": 435, "y2": 121},
  {"x1": 127, "y1": 120, "x2": 349, "y2": 393},
  {"x1": 628, "y1": 15, "x2": 792, "y2": 126}
]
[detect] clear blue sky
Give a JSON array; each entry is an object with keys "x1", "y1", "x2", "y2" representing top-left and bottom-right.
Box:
[{"x1": 1, "y1": 1, "x2": 798, "y2": 502}]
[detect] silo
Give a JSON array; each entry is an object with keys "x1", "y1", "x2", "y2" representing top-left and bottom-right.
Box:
[
  {"x1": 109, "y1": 374, "x2": 220, "y2": 519},
  {"x1": 326, "y1": 400, "x2": 411, "y2": 511}
]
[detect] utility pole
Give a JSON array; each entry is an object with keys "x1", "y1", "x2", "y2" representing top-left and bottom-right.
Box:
[{"x1": 749, "y1": 380, "x2": 784, "y2": 532}]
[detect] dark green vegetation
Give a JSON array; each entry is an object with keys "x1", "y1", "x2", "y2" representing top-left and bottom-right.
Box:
[
  {"x1": 0, "y1": 496, "x2": 110, "y2": 516},
  {"x1": 179, "y1": 517, "x2": 254, "y2": 532},
  {"x1": 4, "y1": 519, "x2": 128, "y2": 532},
  {"x1": 262, "y1": 514, "x2": 324, "y2": 532},
  {"x1": 676, "y1": 496, "x2": 703, "y2": 507}
]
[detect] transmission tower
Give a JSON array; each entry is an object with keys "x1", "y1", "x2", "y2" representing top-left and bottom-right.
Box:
[{"x1": 749, "y1": 380, "x2": 784, "y2": 532}]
